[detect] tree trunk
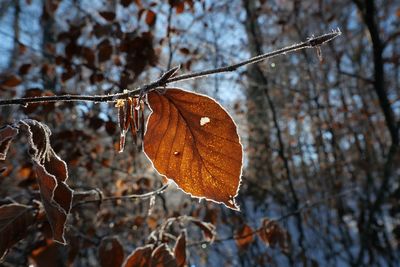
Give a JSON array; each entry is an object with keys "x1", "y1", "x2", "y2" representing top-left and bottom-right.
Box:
[{"x1": 241, "y1": 0, "x2": 271, "y2": 192}]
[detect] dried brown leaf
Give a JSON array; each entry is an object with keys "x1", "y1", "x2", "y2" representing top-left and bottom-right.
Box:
[
  {"x1": 145, "y1": 10, "x2": 157, "y2": 26},
  {"x1": 0, "y1": 204, "x2": 37, "y2": 260},
  {"x1": 2, "y1": 75, "x2": 22, "y2": 87},
  {"x1": 151, "y1": 243, "x2": 178, "y2": 267},
  {"x1": 123, "y1": 244, "x2": 153, "y2": 267},
  {"x1": 19, "y1": 64, "x2": 32, "y2": 75},
  {"x1": 175, "y1": 2, "x2": 185, "y2": 14},
  {"x1": 20, "y1": 119, "x2": 73, "y2": 244},
  {"x1": 235, "y1": 224, "x2": 254, "y2": 250},
  {"x1": 0, "y1": 125, "x2": 18, "y2": 161},
  {"x1": 192, "y1": 220, "x2": 216, "y2": 242},
  {"x1": 179, "y1": 48, "x2": 190, "y2": 55},
  {"x1": 67, "y1": 235, "x2": 80, "y2": 267},
  {"x1": 121, "y1": 0, "x2": 133, "y2": 7},
  {"x1": 258, "y1": 218, "x2": 287, "y2": 251},
  {"x1": 99, "y1": 11, "x2": 116, "y2": 21},
  {"x1": 174, "y1": 231, "x2": 186, "y2": 267},
  {"x1": 98, "y1": 237, "x2": 124, "y2": 267},
  {"x1": 30, "y1": 240, "x2": 63, "y2": 267},
  {"x1": 98, "y1": 40, "x2": 113, "y2": 63},
  {"x1": 144, "y1": 88, "x2": 242, "y2": 209}
]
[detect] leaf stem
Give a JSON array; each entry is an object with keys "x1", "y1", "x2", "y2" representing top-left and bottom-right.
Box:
[{"x1": 0, "y1": 30, "x2": 341, "y2": 107}]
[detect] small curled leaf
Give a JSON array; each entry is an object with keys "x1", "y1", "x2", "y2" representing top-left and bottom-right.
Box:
[
  {"x1": 151, "y1": 243, "x2": 177, "y2": 267},
  {"x1": 20, "y1": 119, "x2": 73, "y2": 244},
  {"x1": 192, "y1": 220, "x2": 216, "y2": 243},
  {"x1": 0, "y1": 125, "x2": 19, "y2": 161},
  {"x1": 258, "y1": 218, "x2": 288, "y2": 251},
  {"x1": 174, "y1": 230, "x2": 186, "y2": 267}
]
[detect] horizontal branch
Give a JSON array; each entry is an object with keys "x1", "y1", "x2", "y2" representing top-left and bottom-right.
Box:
[
  {"x1": 72, "y1": 183, "x2": 169, "y2": 208},
  {"x1": 188, "y1": 187, "x2": 358, "y2": 247},
  {"x1": 0, "y1": 29, "x2": 341, "y2": 107}
]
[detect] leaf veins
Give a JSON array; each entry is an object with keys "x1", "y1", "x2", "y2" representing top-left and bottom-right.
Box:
[{"x1": 144, "y1": 88, "x2": 243, "y2": 210}]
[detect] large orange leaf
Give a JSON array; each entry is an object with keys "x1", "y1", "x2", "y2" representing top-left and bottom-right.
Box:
[{"x1": 144, "y1": 88, "x2": 242, "y2": 210}]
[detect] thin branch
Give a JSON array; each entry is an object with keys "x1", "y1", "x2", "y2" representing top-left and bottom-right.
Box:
[
  {"x1": 187, "y1": 187, "x2": 359, "y2": 247},
  {"x1": 339, "y1": 70, "x2": 374, "y2": 84},
  {"x1": 72, "y1": 182, "x2": 169, "y2": 208},
  {"x1": 0, "y1": 30, "x2": 341, "y2": 107},
  {"x1": 167, "y1": 29, "x2": 341, "y2": 83}
]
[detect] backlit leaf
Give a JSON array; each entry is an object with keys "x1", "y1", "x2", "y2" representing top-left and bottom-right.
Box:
[
  {"x1": 0, "y1": 125, "x2": 19, "y2": 161},
  {"x1": 29, "y1": 240, "x2": 62, "y2": 267},
  {"x1": 123, "y1": 244, "x2": 153, "y2": 267},
  {"x1": 21, "y1": 119, "x2": 73, "y2": 244},
  {"x1": 98, "y1": 237, "x2": 124, "y2": 267},
  {"x1": 144, "y1": 88, "x2": 242, "y2": 210},
  {"x1": 192, "y1": 220, "x2": 216, "y2": 242},
  {"x1": 174, "y1": 231, "x2": 186, "y2": 267},
  {"x1": 151, "y1": 244, "x2": 177, "y2": 267},
  {"x1": 0, "y1": 204, "x2": 37, "y2": 260}
]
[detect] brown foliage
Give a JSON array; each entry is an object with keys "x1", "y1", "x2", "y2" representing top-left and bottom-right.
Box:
[
  {"x1": 123, "y1": 245, "x2": 153, "y2": 267},
  {"x1": 21, "y1": 119, "x2": 73, "y2": 244},
  {"x1": 0, "y1": 204, "x2": 37, "y2": 260},
  {"x1": 0, "y1": 125, "x2": 18, "y2": 161},
  {"x1": 173, "y1": 231, "x2": 187, "y2": 267},
  {"x1": 144, "y1": 88, "x2": 242, "y2": 209},
  {"x1": 235, "y1": 224, "x2": 254, "y2": 250},
  {"x1": 258, "y1": 219, "x2": 288, "y2": 251},
  {"x1": 98, "y1": 237, "x2": 125, "y2": 267}
]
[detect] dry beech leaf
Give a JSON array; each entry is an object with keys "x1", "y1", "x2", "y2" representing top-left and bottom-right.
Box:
[
  {"x1": 151, "y1": 243, "x2": 178, "y2": 267},
  {"x1": 174, "y1": 231, "x2": 186, "y2": 267},
  {"x1": 20, "y1": 119, "x2": 73, "y2": 244},
  {"x1": 67, "y1": 235, "x2": 80, "y2": 267},
  {"x1": 235, "y1": 224, "x2": 254, "y2": 250},
  {"x1": 258, "y1": 218, "x2": 287, "y2": 250},
  {"x1": 0, "y1": 204, "x2": 37, "y2": 260},
  {"x1": 145, "y1": 9, "x2": 157, "y2": 26},
  {"x1": 192, "y1": 220, "x2": 216, "y2": 242},
  {"x1": 175, "y1": 2, "x2": 185, "y2": 14},
  {"x1": 29, "y1": 240, "x2": 62, "y2": 267},
  {"x1": 97, "y1": 40, "x2": 112, "y2": 63},
  {"x1": 0, "y1": 125, "x2": 19, "y2": 160},
  {"x1": 98, "y1": 237, "x2": 124, "y2": 267},
  {"x1": 144, "y1": 88, "x2": 243, "y2": 210},
  {"x1": 99, "y1": 11, "x2": 116, "y2": 21},
  {"x1": 123, "y1": 244, "x2": 153, "y2": 267},
  {"x1": 1, "y1": 75, "x2": 22, "y2": 87}
]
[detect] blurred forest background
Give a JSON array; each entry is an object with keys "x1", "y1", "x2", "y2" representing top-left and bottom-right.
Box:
[{"x1": 0, "y1": 0, "x2": 399, "y2": 266}]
